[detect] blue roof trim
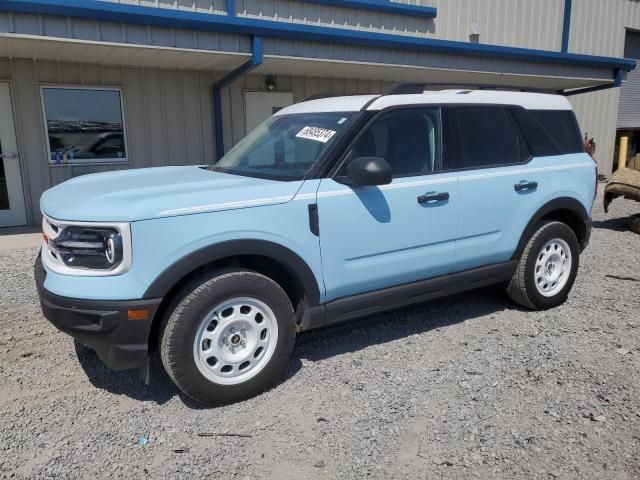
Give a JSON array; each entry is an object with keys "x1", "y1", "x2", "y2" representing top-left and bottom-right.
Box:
[
  {"x1": 227, "y1": 0, "x2": 235, "y2": 17},
  {"x1": 301, "y1": 0, "x2": 437, "y2": 19},
  {"x1": 1, "y1": 0, "x2": 636, "y2": 72},
  {"x1": 213, "y1": 36, "x2": 263, "y2": 159},
  {"x1": 561, "y1": 0, "x2": 572, "y2": 53}
]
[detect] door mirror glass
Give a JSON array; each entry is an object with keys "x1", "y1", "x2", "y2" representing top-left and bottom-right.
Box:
[{"x1": 345, "y1": 156, "x2": 392, "y2": 186}]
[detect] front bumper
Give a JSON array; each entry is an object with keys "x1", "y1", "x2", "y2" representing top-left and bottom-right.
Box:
[{"x1": 35, "y1": 256, "x2": 162, "y2": 371}]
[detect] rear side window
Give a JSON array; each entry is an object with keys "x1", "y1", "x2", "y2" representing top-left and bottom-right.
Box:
[
  {"x1": 510, "y1": 108, "x2": 584, "y2": 156},
  {"x1": 443, "y1": 106, "x2": 529, "y2": 170}
]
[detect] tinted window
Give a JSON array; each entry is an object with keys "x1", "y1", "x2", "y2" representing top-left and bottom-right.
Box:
[
  {"x1": 445, "y1": 106, "x2": 529, "y2": 170},
  {"x1": 511, "y1": 108, "x2": 584, "y2": 156},
  {"x1": 42, "y1": 87, "x2": 127, "y2": 164},
  {"x1": 344, "y1": 108, "x2": 440, "y2": 178}
]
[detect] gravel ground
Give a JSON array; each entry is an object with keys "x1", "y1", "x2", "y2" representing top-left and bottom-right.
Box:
[{"x1": 1, "y1": 187, "x2": 639, "y2": 480}]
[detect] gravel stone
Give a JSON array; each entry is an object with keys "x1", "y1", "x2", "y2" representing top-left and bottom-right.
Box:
[{"x1": 0, "y1": 186, "x2": 639, "y2": 479}]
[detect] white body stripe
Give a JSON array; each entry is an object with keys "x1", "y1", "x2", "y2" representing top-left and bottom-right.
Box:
[{"x1": 155, "y1": 162, "x2": 594, "y2": 217}]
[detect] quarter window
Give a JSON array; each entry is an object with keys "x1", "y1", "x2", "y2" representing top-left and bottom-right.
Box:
[
  {"x1": 343, "y1": 108, "x2": 440, "y2": 178},
  {"x1": 444, "y1": 106, "x2": 529, "y2": 170},
  {"x1": 41, "y1": 87, "x2": 127, "y2": 165},
  {"x1": 511, "y1": 108, "x2": 584, "y2": 156}
]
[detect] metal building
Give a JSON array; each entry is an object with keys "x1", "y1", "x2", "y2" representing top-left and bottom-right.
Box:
[{"x1": 0, "y1": 0, "x2": 637, "y2": 227}]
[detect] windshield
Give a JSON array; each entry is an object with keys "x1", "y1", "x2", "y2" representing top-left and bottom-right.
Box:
[{"x1": 210, "y1": 112, "x2": 355, "y2": 181}]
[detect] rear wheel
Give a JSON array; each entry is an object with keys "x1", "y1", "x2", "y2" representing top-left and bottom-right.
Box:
[
  {"x1": 507, "y1": 221, "x2": 579, "y2": 310},
  {"x1": 160, "y1": 269, "x2": 296, "y2": 405}
]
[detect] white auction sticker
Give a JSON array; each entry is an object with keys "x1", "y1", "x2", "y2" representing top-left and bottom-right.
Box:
[{"x1": 296, "y1": 126, "x2": 337, "y2": 143}]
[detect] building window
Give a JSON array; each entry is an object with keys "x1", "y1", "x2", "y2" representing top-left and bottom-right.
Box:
[{"x1": 41, "y1": 87, "x2": 127, "y2": 165}]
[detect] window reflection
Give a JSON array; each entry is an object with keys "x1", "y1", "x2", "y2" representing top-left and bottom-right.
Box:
[{"x1": 42, "y1": 88, "x2": 127, "y2": 164}]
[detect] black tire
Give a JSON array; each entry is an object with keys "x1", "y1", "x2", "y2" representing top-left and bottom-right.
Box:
[
  {"x1": 159, "y1": 269, "x2": 296, "y2": 406},
  {"x1": 507, "y1": 221, "x2": 580, "y2": 310},
  {"x1": 628, "y1": 214, "x2": 640, "y2": 235}
]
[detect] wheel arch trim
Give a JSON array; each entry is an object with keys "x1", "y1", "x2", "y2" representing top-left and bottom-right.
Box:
[
  {"x1": 143, "y1": 239, "x2": 321, "y2": 305},
  {"x1": 512, "y1": 196, "x2": 589, "y2": 260}
]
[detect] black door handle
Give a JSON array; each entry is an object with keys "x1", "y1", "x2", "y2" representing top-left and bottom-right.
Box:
[
  {"x1": 418, "y1": 192, "x2": 449, "y2": 204},
  {"x1": 514, "y1": 181, "x2": 538, "y2": 192}
]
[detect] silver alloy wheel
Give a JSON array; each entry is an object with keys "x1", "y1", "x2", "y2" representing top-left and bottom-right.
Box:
[
  {"x1": 534, "y1": 238, "x2": 572, "y2": 297},
  {"x1": 193, "y1": 297, "x2": 278, "y2": 386}
]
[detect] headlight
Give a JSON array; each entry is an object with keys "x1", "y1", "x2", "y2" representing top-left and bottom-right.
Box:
[{"x1": 42, "y1": 215, "x2": 132, "y2": 276}]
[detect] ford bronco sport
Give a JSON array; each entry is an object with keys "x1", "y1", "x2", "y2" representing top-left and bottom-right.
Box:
[{"x1": 36, "y1": 86, "x2": 595, "y2": 405}]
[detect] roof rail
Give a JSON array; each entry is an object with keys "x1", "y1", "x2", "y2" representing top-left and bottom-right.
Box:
[
  {"x1": 299, "y1": 93, "x2": 342, "y2": 102},
  {"x1": 384, "y1": 82, "x2": 556, "y2": 95}
]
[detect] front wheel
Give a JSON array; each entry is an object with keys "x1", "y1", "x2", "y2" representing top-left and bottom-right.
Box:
[
  {"x1": 507, "y1": 221, "x2": 580, "y2": 310},
  {"x1": 160, "y1": 269, "x2": 296, "y2": 406}
]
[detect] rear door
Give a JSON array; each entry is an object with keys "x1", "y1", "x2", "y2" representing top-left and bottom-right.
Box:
[
  {"x1": 445, "y1": 106, "x2": 549, "y2": 271},
  {"x1": 317, "y1": 107, "x2": 459, "y2": 302}
]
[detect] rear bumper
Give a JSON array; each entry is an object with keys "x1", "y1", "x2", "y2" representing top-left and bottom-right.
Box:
[{"x1": 35, "y1": 256, "x2": 162, "y2": 371}]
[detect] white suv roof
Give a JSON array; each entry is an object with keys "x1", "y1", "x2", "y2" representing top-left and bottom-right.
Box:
[{"x1": 276, "y1": 89, "x2": 573, "y2": 116}]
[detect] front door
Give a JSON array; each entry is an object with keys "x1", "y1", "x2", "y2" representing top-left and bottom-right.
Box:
[
  {"x1": 244, "y1": 91, "x2": 294, "y2": 134},
  {"x1": 317, "y1": 107, "x2": 459, "y2": 302},
  {"x1": 0, "y1": 82, "x2": 27, "y2": 227}
]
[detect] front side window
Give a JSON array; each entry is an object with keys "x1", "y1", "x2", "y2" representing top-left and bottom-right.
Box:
[
  {"x1": 42, "y1": 87, "x2": 127, "y2": 165},
  {"x1": 211, "y1": 112, "x2": 355, "y2": 181},
  {"x1": 444, "y1": 106, "x2": 529, "y2": 170},
  {"x1": 341, "y1": 107, "x2": 441, "y2": 178}
]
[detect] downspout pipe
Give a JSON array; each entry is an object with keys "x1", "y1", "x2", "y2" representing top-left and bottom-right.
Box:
[
  {"x1": 561, "y1": 0, "x2": 572, "y2": 53},
  {"x1": 213, "y1": 35, "x2": 263, "y2": 160},
  {"x1": 563, "y1": 68, "x2": 624, "y2": 96}
]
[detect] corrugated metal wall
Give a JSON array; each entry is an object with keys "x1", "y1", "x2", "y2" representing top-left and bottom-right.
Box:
[
  {"x1": 569, "y1": 0, "x2": 640, "y2": 57},
  {"x1": 617, "y1": 31, "x2": 640, "y2": 129},
  {"x1": 566, "y1": 0, "x2": 640, "y2": 174},
  {"x1": 100, "y1": 0, "x2": 565, "y2": 50},
  {"x1": 0, "y1": 11, "x2": 249, "y2": 53}
]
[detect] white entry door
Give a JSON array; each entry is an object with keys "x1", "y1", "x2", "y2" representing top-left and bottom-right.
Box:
[
  {"x1": 244, "y1": 91, "x2": 294, "y2": 134},
  {"x1": 0, "y1": 82, "x2": 27, "y2": 227}
]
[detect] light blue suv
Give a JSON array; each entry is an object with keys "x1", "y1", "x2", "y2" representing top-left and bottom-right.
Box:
[{"x1": 36, "y1": 86, "x2": 596, "y2": 405}]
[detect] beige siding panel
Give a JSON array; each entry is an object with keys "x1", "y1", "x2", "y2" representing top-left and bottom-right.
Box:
[
  {"x1": 198, "y1": 71, "x2": 216, "y2": 164},
  {"x1": 181, "y1": 70, "x2": 206, "y2": 165},
  {"x1": 236, "y1": 0, "x2": 563, "y2": 50},
  {"x1": 569, "y1": 0, "x2": 640, "y2": 57},
  {"x1": 142, "y1": 68, "x2": 170, "y2": 167},
  {"x1": 11, "y1": 59, "x2": 50, "y2": 223},
  {"x1": 122, "y1": 67, "x2": 151, "y2": 168},
  {"x1": 162, "y1": 69, "x2": 188, "y2": 164},
  {"x1": 566, "y1": 0, "x2": 640, "y2": 174},
  {"x1": 570, "y1": 88, "x2": 620, "y2": 175}
]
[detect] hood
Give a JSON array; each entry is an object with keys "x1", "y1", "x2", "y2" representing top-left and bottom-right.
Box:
[{"x1": 41, "y1": 166, "x2": 304, "y2": 222}]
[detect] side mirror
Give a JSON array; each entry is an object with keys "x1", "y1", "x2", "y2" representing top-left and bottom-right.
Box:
[{"x1": 344, "y1": 156, "x2": 392, "y2": 186}]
